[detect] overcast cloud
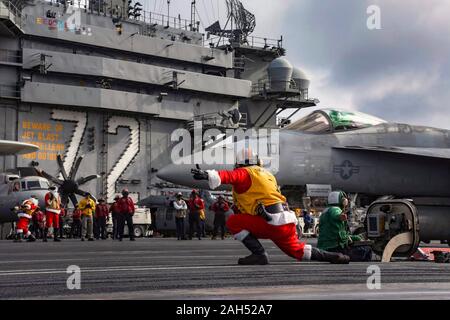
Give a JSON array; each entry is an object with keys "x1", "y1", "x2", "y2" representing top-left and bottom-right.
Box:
[{"x1": 148, "y1": 0, "x2": 450, "y2": 129}]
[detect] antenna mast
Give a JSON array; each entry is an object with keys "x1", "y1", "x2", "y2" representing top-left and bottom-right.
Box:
[
  {"x1": 167, "y1": 0, "x2": 170, "y2": 27},
  {"x1": 205, "y1": 0, "x2": 256, "y2": 46},
  {"x1": 190, "y1": 0, "x2": 196, "y2": 31}
]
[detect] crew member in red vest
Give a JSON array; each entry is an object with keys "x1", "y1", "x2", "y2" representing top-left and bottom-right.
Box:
[
  {"x1": 187, "y1": 190, "x2": 204, "y2": 240},
  {"x1": 210, "y1": 196, "x2": 230, "y2": 240},
  {"x1": 117, "y1": 189, "x2": 135, "y2": 241},
  {"x1": 71, "y1": 204, "x2": 82, "y2": 238},
  {"x1": 109, "y1": 195, "x2": 121, "y2": 240},
  {"x1": 95, "y1": 199, "x2": 109, "y2": 240},
  {"x1": 192, "y1": 148, "x2": 350, "y2": 265},
  {"x1": 32, "y1": 205, "x2": 45, "y2": 239}
]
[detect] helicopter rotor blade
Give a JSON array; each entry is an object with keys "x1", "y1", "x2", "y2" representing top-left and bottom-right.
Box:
[
  {"x1": 69, "y1": 155, "x2": 84, "y2": 180},
  {"x1": 76, "y1": 174, "x2": 100, "y2": 186},
  {"x1": 57, "y1": 154, "x2": 69, "y2": 181},
  {"x1": 38, "y1": 170, "x2": 63, "y2": 186},
  {"x1": 75, "y1": 189, "x2": 98, "y2": 203},
  {"x1": 74, "y1": 189, "x2": 88, "y2": 197}
]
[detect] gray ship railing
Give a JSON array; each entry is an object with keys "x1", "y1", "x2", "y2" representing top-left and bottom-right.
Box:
[
  {"x1": 0, "y1": 48, "x2": 22, "y2": 64},
  {"x1": 133, "y1": 10, "x2": 194, "y2": 31},
  {"x1": 207, "y1": 34, "x2": 283, "y2": 50},
  {"x1": 42, "y1": 0, "x2": 195, "y2": 32},
  {"x1": 187, "y1": 112, "x2": 248, "y2": 131},
  {"x1": 251, "y1": 78, "x2": 309, "y2": 100},
  {"x1": 0, "y1": 84, "x2": 20, "y2": 99},
  {"x1": 0, "y1": 0, "x2": 22, "y2": 28}
]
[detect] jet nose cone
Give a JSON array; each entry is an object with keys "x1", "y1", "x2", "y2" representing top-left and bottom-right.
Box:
[
  {"x1": 156, "y1": 163, "x2": 177, "y2": 182},
  {"x1": 157, "y1": 163, "x2": 210, "y2": 189}
]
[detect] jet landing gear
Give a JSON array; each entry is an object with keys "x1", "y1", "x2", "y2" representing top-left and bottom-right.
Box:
[{"x1": 366, "y1": 200, "x2": 420, "y2": 262}]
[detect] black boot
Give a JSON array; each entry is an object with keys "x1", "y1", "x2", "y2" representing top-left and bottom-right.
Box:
[
  {"x1": 53, "y1": 229, "x2": 61, "y2": 242},
  {"x1": 238, "y1": 234, "x2": 269, "y2": 265},
  {"x1": 27, "y1": 234, "x2": 36, "y2": 242},
  {"x1": 43, "y1": 228, "x2": 48, "y2": 242},
  {"x1": 14, "y1": 233, "x2": 23, "y2": 243},
  {"x1": 311, "y1": 247, "x2": 350, "y2": 264}
]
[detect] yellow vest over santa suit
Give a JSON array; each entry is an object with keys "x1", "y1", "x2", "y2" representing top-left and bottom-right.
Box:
[
  {"x1": 45, "y1": 192, "x2": 61, "y2": 214},
  {"x1": 232, "y1": 166, "x2": 286, "y2": 216}
]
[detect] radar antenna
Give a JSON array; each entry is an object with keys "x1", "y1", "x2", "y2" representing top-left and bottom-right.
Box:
[{"x1": 205, "y1": 0, "x2": 256, "y2": 45}]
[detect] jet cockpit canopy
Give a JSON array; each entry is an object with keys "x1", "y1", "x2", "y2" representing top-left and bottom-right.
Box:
[{"x1": 285, "y1": 109, "x2": 386, "y2": 134}]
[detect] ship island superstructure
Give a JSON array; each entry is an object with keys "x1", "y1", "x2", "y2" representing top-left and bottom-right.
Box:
[{"x1": 0, "y1": 0, "x2": 316, "y2": 202}]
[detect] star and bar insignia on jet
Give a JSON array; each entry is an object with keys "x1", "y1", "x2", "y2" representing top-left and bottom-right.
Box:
[{"x1": 333, "y1": 160, "x2": 360, "y2": 180}]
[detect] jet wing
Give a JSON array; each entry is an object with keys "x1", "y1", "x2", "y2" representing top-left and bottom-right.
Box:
[
  {"x1": 0, "y1": 140, "x2": 39, "y2": 155},
  {"x1": 333, "y1": 146, "x2": 450, "y2": 161}
]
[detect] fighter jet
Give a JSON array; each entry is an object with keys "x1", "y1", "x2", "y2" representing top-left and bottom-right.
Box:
[
  {"x1": 157, "y1": 108, "x2": 450, "y2": 197},
  {"x1": 157, "y1": 109, "x2": 450, "y2": 254}
]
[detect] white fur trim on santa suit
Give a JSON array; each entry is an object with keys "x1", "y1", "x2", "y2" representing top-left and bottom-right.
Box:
[
  {"x1": 26, "y1": 231, "x2": 31, "y2": 236},
  {"x1": 207, "y1": 170, "x2": 222, "y2": 190},
  {"x1": 16, "y1": 229, "x2": 23, "y2": 234},
  {"x1": 46, "y1": 208, "x2": 61, "y2": 214},
  {"x1": 17, "y1": 213, "x2": 32, "y2": 219},
  {"x1": 303, "y1": 244, "x2": 312, "y2": 261},
  {"x1": 234, "y1": 229, "x2": 250, "y2": 241},
  {"x1": 267, "y1": 210, "x2": 298, "y2": 227}
]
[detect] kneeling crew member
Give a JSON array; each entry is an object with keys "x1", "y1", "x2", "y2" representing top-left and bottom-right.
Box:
[
  {"x1": 192, "y1": 149, "x2": 350, "y2": 265},
  {"x1": 317, "y1": 191, "x2": 373, "y2": 262}
]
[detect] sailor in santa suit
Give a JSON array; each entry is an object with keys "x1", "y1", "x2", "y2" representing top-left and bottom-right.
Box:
[
  {"x1": 14, "y1": 198, "x2": 38, "y2": 242},
  {"x1": 192, "y1": 148, "x2": 350, "y2": 265},
  {"x1": 44, "y1": 186, "x2": 62, "y2": 242}
]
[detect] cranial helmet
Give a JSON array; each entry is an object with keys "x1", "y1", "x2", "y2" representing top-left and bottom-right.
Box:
[
  {"x1": 235, "y1": 147, "x2": 260, "y2": 167},
  {"x1": 328, "y1": 191, "x2": 348, "y2": 208}
]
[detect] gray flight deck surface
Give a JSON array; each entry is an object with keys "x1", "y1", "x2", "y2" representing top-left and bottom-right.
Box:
[{"x1": 0, "y1": 238, "x2": 449, "y2": 300}]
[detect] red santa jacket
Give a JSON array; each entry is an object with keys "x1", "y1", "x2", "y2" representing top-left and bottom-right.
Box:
[
  {"x1": 95, "y1": 204, "x2": 109, "y2": 219},
  {"x1": 214, "y1": 168, "x2": 251, "y2": 215},
  {"x1": 211, "y1": 167, "x2": 297, "y2": 226}
]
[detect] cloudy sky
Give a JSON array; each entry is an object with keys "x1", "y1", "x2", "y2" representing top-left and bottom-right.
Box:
[{"x1": 146, "y1": 0, "x2": 450, "y2": 129}]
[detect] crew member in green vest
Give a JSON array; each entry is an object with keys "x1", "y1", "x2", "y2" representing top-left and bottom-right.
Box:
[{"x1": 318, "y1": 191, "x2": 372, "y2": 262}]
